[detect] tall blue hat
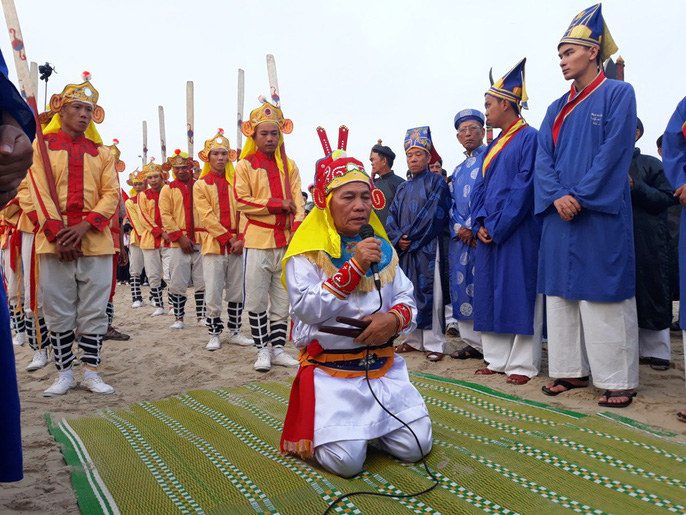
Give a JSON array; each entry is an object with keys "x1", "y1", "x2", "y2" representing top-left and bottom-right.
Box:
[
  {"x1": 486, "y1": 58, "x2": 528, "y2": 110},
  {"x1": 404, "y1": 126, "x2": 441, "y2": 164},
  {"x1": 454, "y1": 109, "x2": 485, "y2": 130},
  {"x1": 559, "y1": 3, "x2": 618, "y2": 62}
]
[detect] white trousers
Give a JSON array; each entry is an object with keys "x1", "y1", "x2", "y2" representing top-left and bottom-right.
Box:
[
  {"x1": 405, "y1": 247, "x2": 445, "y2": 353},
  {"x1": 638, "y1": 328, "x2": 671, "y2": 361},
  {"x1": 481, "y1": 294, "x2": 543, "y2": 377},
  {"x1": 203, "y1": 253, "x2": 243, "y2": 318},
  {"x1": 129, "y1": 244, "x2": 144, "y2": 276},
  {"x1": 314, "y1": 415, "x2": 433, "y2": 478},
  {"x1": 39, "y1": 254, "x2": 112, "y2": 335},
  {"x1": 2, "y1": 247, "x2": 22, "y2": 306},
  {"x1": 457, "y1": 319, "x2": 482, "y2": 352},
  {"x1": 168, "y1": 245, "x2": 204, "y2": 295},
  {"x1": 546, "y1": 296, "x2": 639, "y2": 390},
  {"x1": 243, "y1": 247, "x2": 289, "y2": 321},
  {"x1": 142, "y1": 247, "x2": 171, "y2": 289},
  {"x1": 21, "y1": 232, "x2": 42, "y2": 315}
]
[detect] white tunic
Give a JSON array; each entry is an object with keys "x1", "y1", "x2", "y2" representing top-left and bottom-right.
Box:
[{"x1": 285, "y1": 255, "x2": 430, "y2": 447}]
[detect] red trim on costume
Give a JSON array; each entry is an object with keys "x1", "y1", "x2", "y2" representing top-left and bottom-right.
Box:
[
  {"x1": 109, "y1": 253, "x2": 118, "y2": 301},
  {"x1": 28, "y1": 170, "x2": 63, "y2": 242},
  {"x1": 8, "y1": 228, "x2": 21, "y2": 271},
  {"x1": 27, "y1": 210, "x2": 38, "y2": 226},
  {"x1": 140, "y1": 190, "x2": 165, "y2": 246},
  {"x1": 322, "y1": 257, "x2": 364, "y2": 300},
  {"x1": 202, "y1": 174, "x2": 235, "y2": 231},
  {"x1": 169, "y1": 179, "x2": 195, "y2": 241},
  {"x1": 552, "y1": 71, "x2": 606, "y2": 147},
  {"x1": 389, "y1": 303, "x2": 412, "y2": 332},
  {"x1": 168, "y1": 230, "x2": 183, "y2": 242},
  {"x1": 85, "y1": 211, "x2": 109, "y2": 231},
  {"x1": 246, "y1": 152, "x2": 287, "y2": 247},
  {"x1": 267, "y1": 198, "x2": 283, "y2": 213}
]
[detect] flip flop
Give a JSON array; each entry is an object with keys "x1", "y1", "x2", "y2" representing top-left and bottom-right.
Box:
[
  {"x1": 474, "y1": 368, "x2": 503, "y2": 376},
  {"x1": 541, "y1": 377, "x2": 590, "y2": 396},
  {"x1": 506, "y1": 374, "x2": 531, "y2": 385},
  {"x1": 425, "y1": 352, "x2": 444, "y2": 362},
  {"x1": 597, "y1": 389, "x2": 637, "y2": 408},
  {"x1": 449, "y1": 345, "x2": 484, "y2": 360},
  {"x1": 395, "y1": 343, "x2": 418, "y2": 354},
  {"x1": 677, "y1": 411, "x2": 686, "y2": 423}
]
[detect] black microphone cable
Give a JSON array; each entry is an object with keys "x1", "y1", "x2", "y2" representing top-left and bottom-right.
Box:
[{"x1": 323, "y1": 227, "x2": 439, "y2": 514}]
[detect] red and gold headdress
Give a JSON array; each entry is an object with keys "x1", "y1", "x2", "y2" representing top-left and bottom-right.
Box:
[
  {"x1": 241, "y1": 98, "x2": 293, "y2": 137},
  {"x1": 49, "y1": 71, "x2": 105, "y2": 124},
  {"x1": 162, "y1": 149, "x2": 199, "y2": 177},
  {"x1": 105, "y1": 139, "x2": 126, "y2": 173},
  {"x1": 310, "y1": 126, "x2": 385, "y2": 210},
  {"x1": 198, "y1": 129, "x2": 237, "y2": 162},
  {"x1": 142, "y1": 158, "x2": 167, "y2": 180}
]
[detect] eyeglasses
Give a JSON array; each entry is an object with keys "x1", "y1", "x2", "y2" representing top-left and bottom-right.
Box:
[{"x1": 457, "y1": 125, "x2": 483, "y2": 135}]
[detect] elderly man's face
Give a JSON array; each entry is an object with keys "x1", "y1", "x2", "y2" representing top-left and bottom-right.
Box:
[
  {"x1": 329, "y1": 182, "x2": 372, "y2": 237},
  {"x1": 406, "y1": 148, "x2": 430, "y2": 174},
  {"x1": 457, "y1": 120, "x2": 485, "y2": 152}
]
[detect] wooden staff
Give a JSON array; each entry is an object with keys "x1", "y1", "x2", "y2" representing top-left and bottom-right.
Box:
[
  {"x1": 158, "y1": 105, "x2": 167, "y2": 162},
  {"x1": 29, "y1": 60, "x2": 37, "y2": 104},
  {"x1": 142, "y1": 120, "x2": 148, "y2": 165},
  {"x1": 186, "y1": 81, "x2": 194, "y2": 158},
  {"x1": 1, "y1": 0, "x2": 61, "y2": 210},
  {"x1": 266, "y1": 54, "x2": 294, "y2": 230},
  {"x1": 236, "y1": 68, "x2": 244, "y2": 156}
]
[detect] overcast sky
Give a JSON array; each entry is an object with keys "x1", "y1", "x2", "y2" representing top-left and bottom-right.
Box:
[{"x1": 3, "y1": 0, "x2": 684, "y2": 186}]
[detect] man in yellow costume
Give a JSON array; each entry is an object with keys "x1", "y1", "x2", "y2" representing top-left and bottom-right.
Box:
[
  {"x1": 195, "y1": 129, "x2": 252, "y2": 350},
  {"x1": 159, "y1": 149, "x2": 205, "y2": 329},
  {"x1": 28, "y1": 72, "x2": 119, "y2": 396},
  {"x1": 234, "y1": 100, "x2": 304, "y2": 371},
  {"x1": 124, "y1": 169, "x2": 147, "y2": 308}
]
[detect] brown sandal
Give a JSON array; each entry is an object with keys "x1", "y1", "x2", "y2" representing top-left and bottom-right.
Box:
[
  {"x1": 395, "y1": 343, "x2": 417, "y2": 354},
  {"x1": 425, "y1": 352, "x2": 444, "y2": 362},
  {"x1": 474, "y1": 368, "x2": 503, "y2": 376}
]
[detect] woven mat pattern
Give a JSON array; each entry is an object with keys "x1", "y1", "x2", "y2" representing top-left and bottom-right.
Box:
[{"x1": 48, "y1": 372, "x2": 686, "y2": 514}]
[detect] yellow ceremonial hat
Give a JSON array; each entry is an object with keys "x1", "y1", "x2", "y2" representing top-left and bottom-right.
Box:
[
  {"x1": 142, "y1": 159, "x2": 167, "y2": 179},
  {"x1": 241, "y1": 98, "x2": 293, "y2": 137},
  {"x1": 198, "y1": 129, "x2": 238, "y2": 163},
  {"x1": 126, "y1": 169, "x2": 146, "y2": 186},
  {"x1": 105, "y1": 139, "x2": 126, "y2": 173},
  {"x1": 49, "y1": 71, "x2": 105, "y2": 124}
]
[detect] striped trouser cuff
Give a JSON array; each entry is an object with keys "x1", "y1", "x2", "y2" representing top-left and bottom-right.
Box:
[
  {"x1": 51, "y1": 330, "x2": 76, "y2": 371},
  {"x1": 169, "y1": 293, "x2": 187, "y2": 320},
  {"x1": 130, "y1": 274, "x2": 142, "y2": 302},
  {"x1": 227, "y1": 302, "x2": 243, "y2": 331},
  {"x1": 106, "y1": 301, "x2": 114, "y2": 326},
  {"x1": 207, "y1": 316, "x2": 223, "y2": 336},
  {"x1": 248, "y1": 311, "x2": 269, "y2": 349},
  {"x1": 194, "y1": 290, "x2": 205, "y2": 319},
  {"x1": 150, "y1": 286, "x2": 164, "y2": 308},
  {"x1": 9, "y1": 304, "x2": 25, "y2": 333},
  {"x1": 79, "y1": 334, "x2": 103, "y2": 369},
  {"x1": 270, "y1": 321, "x2": 288, "y2": 348}
]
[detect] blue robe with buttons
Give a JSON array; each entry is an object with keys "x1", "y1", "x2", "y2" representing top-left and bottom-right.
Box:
[
  {"x1": 449, "y1": 144, "x2": 486, "y2": 320},
  {"x1": 386, "y1": 170, "x2": 450, "y2": 329},
  {"x1": 662, "y1": 96, "x2": 686, "y2": 323},
  {"x1": 471, "y1": 125, "x2": 541, "y2": 335},
  {"x1": 0, "y1": 48, "x2": 36, "y2": 483},
  {"x1": 535, "y1": 79, "x2": 637, "y2": 302}
]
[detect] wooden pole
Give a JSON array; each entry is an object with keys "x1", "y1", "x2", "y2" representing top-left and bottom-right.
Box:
[
  {"x1": 142, "y1": 120, "x2": 148, "y2": 165},
  {"x1": 158, "y1": 105, "x2": 167, "y2": 162},
  {"x1": 186, "y1": 81, "x2": 194, "y2": 158},
  {"x1": 1, "y1": 0, "x2": 60, "y2": 210},
  {"x1": 236, "y1": 68, "x2": 244, "y2": 156},
  {"x1": 29, "y1": 60, "x2": 37, "y2": 105},
  {"x1": 265, "y1": 54, "x2": 294, "y2": 230}
]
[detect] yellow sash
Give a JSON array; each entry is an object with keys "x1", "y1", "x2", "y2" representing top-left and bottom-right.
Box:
[{"x1": 482, "y1": 118, "x2": 528, "y2": 177}]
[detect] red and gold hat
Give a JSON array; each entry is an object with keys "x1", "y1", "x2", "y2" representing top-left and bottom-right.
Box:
[
  {"x1": 310, "y1": 126, "x2": 385, "y2": 210},
  {"x1": 126, "y1": 169, "x2": 146, "y2": 186},
  {"x1": 105, "y1": 139, "x2": 126, "y2": 173},
  {"x1": 162, "y1": 149, "x2": 199, "y2": 172},
  {"x1": 198, "y1": 129, "x2": 237, "y2": 163},
  {"x1": 49, "y1": 71, "x2": 105, "y2": 124},
  {"x1": 241, "y1": 98, "x2": 293, "y2": 137},
  {"x1": 142, "y1": 158, "x2": 167, "y2": 180}
]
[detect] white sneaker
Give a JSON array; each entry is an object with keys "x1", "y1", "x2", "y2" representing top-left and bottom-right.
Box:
[
  {"x1": 228, "y1": 330, "x2": 253, "y2": 346},
  {"x1": 271, "y1": 347, "x2": 299, "y2": 368},
  {"x1": 13, "y1": 332, "x2": 26, "y2": 346},
  {"x1": 43, "y1": 376, "x2": 77, "y2": 397},
  {"x1": 206, "y1": 336, "x2": 221, "y2": 351},
  {"x1": 26, "y1": 350, "x2": 48, "y2": 371},
  {"x1": 170, "y1": 320, "x2": 185, "y2": 330},
  {"x1": 82, "y1": 375, "x2": 115, "y2": 395},
  {"x1": 131, "y1": 300, "x2": 143, "y2": 308},
  {"x1": 151, "y1": 307, "x2": 166, "y2": 317},
  {"x1": 254, "y1": 348, "x2": 272, "y2": 372}
]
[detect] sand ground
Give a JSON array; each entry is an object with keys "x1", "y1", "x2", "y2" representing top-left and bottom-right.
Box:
[{"x1": 1, "y1": 287, "x2": 684, "y2": 513}]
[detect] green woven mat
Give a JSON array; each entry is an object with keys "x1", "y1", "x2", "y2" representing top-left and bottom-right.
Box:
[{"x1": 47, "y1": 372, "x2": 686, "y2": 515}]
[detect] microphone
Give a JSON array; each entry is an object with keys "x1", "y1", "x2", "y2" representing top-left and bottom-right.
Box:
[{"x1": 359, "y1": 224, "x2": 381, "y2": 291}]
